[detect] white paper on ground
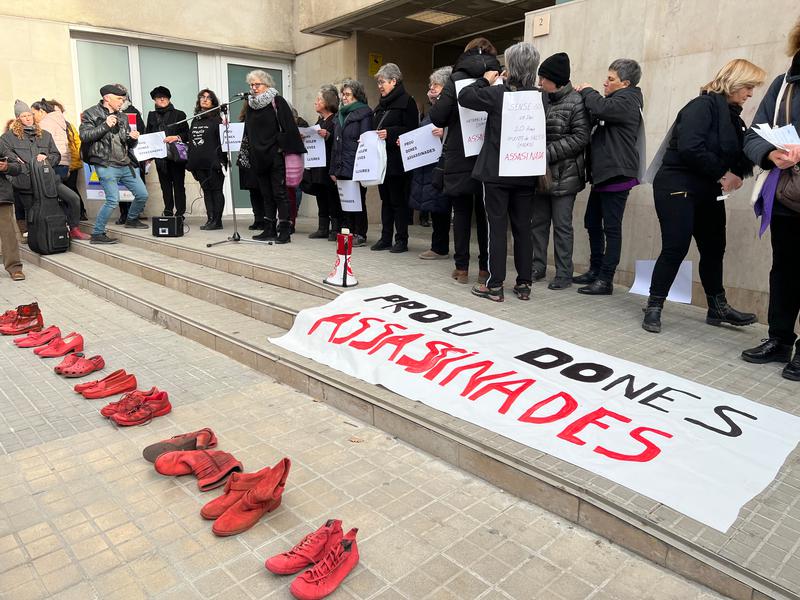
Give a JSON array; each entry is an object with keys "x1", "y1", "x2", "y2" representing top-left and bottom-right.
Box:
[{"x1": 629, "y1": 260, "x2": 693, "y2": 304}]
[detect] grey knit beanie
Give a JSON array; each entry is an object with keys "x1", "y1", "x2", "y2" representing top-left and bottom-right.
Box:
[{"x1": 14, "y1": 99, "x2": 31, "y2": 117}]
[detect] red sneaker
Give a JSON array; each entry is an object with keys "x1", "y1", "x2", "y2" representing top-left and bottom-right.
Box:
[
  {"x1": 212, "y1": 457, "x2": 290, "y2": 537},
  {"x1": 0, "y1": 302, "x2": 43, "y2": 335},
  {"x1": 109, "y1": 391, "x2": 171, "y2": 426},
  {"x1": 289, "y1": 528, "x2": 359, "y2": 600},
  {"x1": 69, "y1": 227, "x2": 91, "y2": 240},
  {"x1": 200, "y1": 464, "x2": 272, "y2": 519},
  {"x1": 14, "y1": 325, "x2": 61, "y2": 348},
  {"x1": 142, "y1": 428, "x2": 218, "y2": 463},
  {"x1": 99, "y1": 387, "x2": 159, "y2": 417},
  {"x1": 266, "y1": 519, "x2": 343, "y2": 575}
]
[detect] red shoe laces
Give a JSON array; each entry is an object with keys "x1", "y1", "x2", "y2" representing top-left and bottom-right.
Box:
[
  {"x1": 287, "y1": 530, "x2": 324, "y2": 559},
  {"x1": 306, "y1": 542, "x2": 345, "y2": 580}
]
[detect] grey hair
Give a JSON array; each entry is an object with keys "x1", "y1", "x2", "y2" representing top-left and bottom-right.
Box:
[
  {"x1": 504, "y1": 42, "x2": 540, "y2": 90},
  {"x1": 341, "y1": 79, "x2": 368, "y2": 104},
  {"x1": 318, "y1": 84, "x2": 339, "y2": 113},
  {"x1": 246, "y1": 69, "x2": 275, "y2": 88},
  {"x1": 376, "y1": 63, "x2": 402, "y2": 82},
  {"x1": 429, "y1": 66, "x2": 453, "y2": 88},
  {"x1": 608, "y1": 58, "x2": 641, "y2": 87}
]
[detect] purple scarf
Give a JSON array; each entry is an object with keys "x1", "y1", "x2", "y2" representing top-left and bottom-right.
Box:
[{"x1": 754, "y1": 167, "x2": 782, "y2": 237}]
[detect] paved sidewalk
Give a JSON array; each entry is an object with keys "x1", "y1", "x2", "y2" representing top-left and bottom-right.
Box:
[{"x1": 0, "y1": 265, "x2": 724, "y2": 599}]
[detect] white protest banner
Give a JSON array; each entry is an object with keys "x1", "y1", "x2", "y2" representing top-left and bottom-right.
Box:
[
  {"x1": 133, "y1": 132, "x2": 167, "y2": 161},
  {"x1": 399, "y1": 124, "x2": 443, "y2": 172},
  {"x1": 299, "y1": 125, "x2": 326, "y2": 168},
  {"x1": 498, "y1": 90, "x2": 546, "y2": 177},
  {"x1": 219, "y1": 122, "x2": 245, "y2": 152},
  {"x1": 336, "y1": 180, "x2": 362, "y2": 212},
  {"x1": 271, "y1": 284, "x2": 800, "y2": 532},
  {"x1": 352, "y1": 131, "x2": 384, "y2": 183},
  {"x1": 455, "y1": 78, "x2": 487, "y2": 157}
]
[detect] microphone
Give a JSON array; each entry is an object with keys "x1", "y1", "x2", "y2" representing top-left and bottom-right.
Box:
[{"x1": 233, "y1": 92, "x2": 250, "y2": 98}]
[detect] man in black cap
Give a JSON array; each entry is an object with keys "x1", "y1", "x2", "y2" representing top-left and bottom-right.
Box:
[
  {"x1": 145, "y1": 86, "x2": 189, "y2": 219},
  {"x1": 531, "y1": 52, "x2": 590, "y2": 290},
  {"x1": 79, "y1": 84, "x2": 149, "y2": 243}
]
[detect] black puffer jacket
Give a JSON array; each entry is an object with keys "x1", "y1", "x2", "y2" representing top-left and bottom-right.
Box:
[
  {"x1": 580, "y1": 86, "x2": 644, "y2": 185},
  {"x1": 430, "y1": 48, "x2": 502, "y2": 196},
  {"x1": 79, "y1": 101, "x2": 138, "y2": 167},
  {"x1": 0, "y1": 128, "x2": 60, "y2": 191},
  {"x1": 330, "y1": 105, "x2": 374, "y2": 179},
  {"x1": 372, "y1": 81, "x2": 419, "y2": 176},
  {"x1": 544, "y1": 83, "x2": 590, "y2": 197}
]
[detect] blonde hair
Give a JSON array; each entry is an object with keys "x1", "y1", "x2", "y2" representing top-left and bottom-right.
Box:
[
  {"x1": 789, "y1": 17, "x2": 800, "y2": 56},
  {"x1": 11, "y1": 119, "x2": 42, "y2": 139},
  {"x1": 701, "y1": 59, "x2": 766, "y2": 95}
]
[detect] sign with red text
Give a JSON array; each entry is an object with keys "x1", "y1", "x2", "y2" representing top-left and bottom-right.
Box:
[
  {"x1": 455, "y1": 78, "x2": 487, "y2": 157},
  {"x1": 271, "y1": 284, "x2": 800, "y2": 532},
  {"x1": 499, "y1": 90, "x2": 546, "y2": 177}
]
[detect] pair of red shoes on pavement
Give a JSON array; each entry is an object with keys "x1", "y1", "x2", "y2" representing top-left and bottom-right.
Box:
[
  {"x1": 266, "y1": 519, "x2": 360, "y2": 600},
  {"x1": 75, "y1": 369, "x2": 137, "y2": 399},
  {"x1": 99, "y1": 386, "x2": 171, "y2": 426},
  {"x1": 0, "y1": 302, "x2": 43, "y2": 335}
]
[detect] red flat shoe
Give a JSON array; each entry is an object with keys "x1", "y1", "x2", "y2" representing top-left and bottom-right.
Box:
[
  {"x1": 14, "y1": 325, "x2": 61, "y2": 348},
  {"x1": 73, "y1": 369, "x2": 127, "y2": 393},
  {"x1": 81, "y1": 373, "x2": 137, "y2": 399},
  {"x1": 100, "y1": 387, "x2": 158, "y2": 416},
  {"x1": 34, "y1": 332, "x2": 84, "y2": 358},
  {"x1": 55, "y1": 353, "x2": 84, "y2": 375},
  {"x1": 60, "y1": 355, "x2": 105, "y2": 378}
]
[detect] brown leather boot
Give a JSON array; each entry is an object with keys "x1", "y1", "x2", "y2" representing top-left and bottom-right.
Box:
[{"x1": 154, "y1": 450, "x2": 243, "y2": 491}]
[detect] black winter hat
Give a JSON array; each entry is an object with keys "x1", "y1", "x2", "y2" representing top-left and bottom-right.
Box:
[
  {"x1": 100, "y1": 84, "x2": 127, "y2": 97},
  {"x1": 150, "y1": 86, "x2": 172, "y2": 100},
  {"x1": 538, "y1": 53, "x2": 571, "y2": 87}
]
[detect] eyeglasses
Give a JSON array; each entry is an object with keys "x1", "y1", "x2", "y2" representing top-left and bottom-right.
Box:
[
  {"x1": 249, "y1": 83, "x2": 266, "y2": 89},
  {"x1": 199, "y1": 95, "x2": 212, "y2": 99}
]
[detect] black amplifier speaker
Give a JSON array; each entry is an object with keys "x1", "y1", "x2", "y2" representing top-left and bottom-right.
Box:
[{"x1": 152, "y1": 216, "x2": 184, "y2": 238}]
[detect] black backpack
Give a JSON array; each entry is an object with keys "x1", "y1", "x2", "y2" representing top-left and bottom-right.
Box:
[{"x1": 27, "y1": 160, "x2": 70, "y2": 255}]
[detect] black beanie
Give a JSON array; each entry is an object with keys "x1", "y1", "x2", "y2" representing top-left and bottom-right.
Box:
[
  {"x1": 100, "y1": 84, "x2": 127, "y2": 97},
  {"x1": 150, "y1": 86, "x2": 171, "y2": 100},
  {"x1": 538, "y1": 52, "x2": 571, "y2": 87}
]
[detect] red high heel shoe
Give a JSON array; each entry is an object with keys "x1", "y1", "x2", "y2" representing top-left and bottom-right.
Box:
[
  {"x1": 14, "y1": 325, "x2": 61, "y2": 348},
  {"x1": 34, "y1": 332, "x2": 84, "y2": 358}
]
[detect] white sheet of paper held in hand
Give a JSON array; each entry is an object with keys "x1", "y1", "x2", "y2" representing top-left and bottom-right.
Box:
[
  {"x1": 630, "y1": 259, "x2": 693, "y2": 304},
  {"x1": 133, "y1": 132, "x2": 167, "y2": 161},
  {"x1": 337, "y1": 180, "x2": 362, "y2": 212},
  {"x1": 455, "y1": 78, "x2": 487, "y2": 157},
  {"x1": 299, "y1": 125, "x2": 326, "y2": 168},
  {"x1": 219, "y1": 122, "x2": 245, "y2": 152},
  {"x1": 498, "y1": 90, "x2": 546, "y2": 177},
  {"x1": 753, "y1": 123, "x2": 800, "y2": 151},
  {"x1": 352, "y1": 131, "x2": 383, "y2": 182},
  {"x1": 399, "y1": 124, "x2": 443, "y2": 172}
]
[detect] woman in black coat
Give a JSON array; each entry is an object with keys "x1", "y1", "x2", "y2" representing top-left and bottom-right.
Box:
[
  {"x1": 370, "y1": 63, "x2": 419, "y2": 253},
  {"x1": 643, "y1": 59, "x2": 766, "y2": 333},
  {"x1": 429, "y1": 37, "x2": 499, "y2": 284},
  {"x1": 243, "y1": 70, "x2": 306, "y2": 244},
  {"x1": 330, "y1": 79, "x2": 373, "y2": 246},
  {"x1": 307, "y1": 85, "x2": 341, "y2": 240},
  {"x1": 186, "y1": 89, "x2": 227, "y2": 230}
]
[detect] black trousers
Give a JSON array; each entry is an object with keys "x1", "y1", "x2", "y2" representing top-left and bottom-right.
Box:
[
  {"x1": 255, "y1": 155, "x2": 289, "y2": 223},
  {"x1": 196, "y1": 169, "x2": 226, "y2": 222},
  {"x1": 451, "y1": 192, "x2": 488, "y2": 272},
  {"x1": 584, "y1": 189, "x2": 629, "y2": 282},
  {"x1": 64, "y1": 169, "x2": 86, "y2": 217},
  {"x1": 768, "y1": 214, "x2": 800, "y2": 346},
  {"x1": 157, "y1": 160, "x2": 187, "y2": 216},
  {"x1": 650, "y1": 187, "x2": 726, "y2": 298},
  {"x1": 430, "y1": 210, "x2": 451, "y2": 255},
  {"x1": 343, "y1": 184, "x2": 368, "y2": 237},
  {"x1": 248, "y1": 188, "x2": 265, "y2": 223},
  {"x1": 483, "y1": 183, "x2": 533, "y2": 289},
  {"x1": 315, "y1": 181, "x2": 342, "y2": 224},
  {"x1": 378, "y1": 174, "x2": 410, "y2": 244}
]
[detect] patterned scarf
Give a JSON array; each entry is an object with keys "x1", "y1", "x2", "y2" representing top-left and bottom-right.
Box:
[{"x1": 248, "y1": 87, "x2": 279, "y2": 110}]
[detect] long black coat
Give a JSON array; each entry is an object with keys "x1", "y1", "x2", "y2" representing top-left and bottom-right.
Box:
[
  {"x1": 429, "y1": 49, "x2": 502, "y2": 196},
  {"x1": 372, "y1": 82, "x2": 419, "y2": 177},
  {"x1": 544, "y1": 83, "x2": 590, "y2": 197},
  {"x1": 330, "y1": 105, "x2": 374, "y2": 179},
  {"x1": 0, "y1": 129, "x2": 60, "y2": 191},
  {"x1": 309, "y1": 113, "x2": 336, "y2": 185}
]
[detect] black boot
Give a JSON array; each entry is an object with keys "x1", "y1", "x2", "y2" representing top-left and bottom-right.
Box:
[
  {"x1": 308, "y1": 217, "x2": 329, "y2": 239},
  {"x1": 706, "y1": 293, "x2": 757, "y2": 327},
  {"x1": 200, "y1": 219, "x2": 213, "y2": 230},
  {"x1": 249, "y1": 220, "x2": 265, "y2": 231},
  {"x1": 573, "y1": 269, "x2": 599, "y2": 284},
  {"x1": 328, "y1": 219, "x2": 340, "y2": 241},
  {"x1": 276, "y1": 220, "x2": 291, "y2": 244},
  {"x1": 783, "y1": 351, "x2": 800, "y2": 381},
  {"x1": 253, "y1": 219, "x2": 277, "y2": 241},
  {"x1": 641, "y1": 296, "x2": 665, "y2": 333}
]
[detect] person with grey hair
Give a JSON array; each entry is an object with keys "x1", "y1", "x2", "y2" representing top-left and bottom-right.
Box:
[
  {"x1": 411, "y1": 66, "x2": 452, "y2": 260},
  {"x1": 307, "y1": 84, "x2": 341, "y2": 240},
  {"x1": 243, "y1": 69, "x2": 306, "y2": 244},
  {"x1": 573, "y1": 58, "x2": 644, "y2": 295},
  {"x1": 370, "y1": 63, "x2": 419, "y2": 253},
  {"x1": 330, "y1": 79, "x2": 373, "y2": 245},
  {"x1": 458, "y1": 42, "x2": 543, "y2": 302}
]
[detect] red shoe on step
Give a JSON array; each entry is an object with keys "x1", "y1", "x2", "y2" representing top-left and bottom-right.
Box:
[
  {"x1": 14, "y1": 325, "x2": 61, "y2": 348},
  {"x1": 69, "y1": 227, "x2": 90, "y2": 240},
  {"x1": 289, "y1": 528, "x2": 360, "y2": 600},
  {"x1": 33, "y1": 332, "x2": 84, "y2": 357}
]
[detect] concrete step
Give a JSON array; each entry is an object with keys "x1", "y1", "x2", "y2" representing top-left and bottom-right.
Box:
[{"x1": 20, "y1": 241, "x2": 794, "y2": 600}]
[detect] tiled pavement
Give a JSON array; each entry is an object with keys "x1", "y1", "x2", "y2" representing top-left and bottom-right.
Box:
[{"x1": 0, "y1": 263, "x2": 726, "y2": 599}]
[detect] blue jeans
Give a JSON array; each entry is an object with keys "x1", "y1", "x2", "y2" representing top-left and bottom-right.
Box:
[{"x1": 94, "y1": 165, "x2": 148, "y2": 235}]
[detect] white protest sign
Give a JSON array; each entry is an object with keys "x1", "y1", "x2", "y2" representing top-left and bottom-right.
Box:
[
  {"x1": 271, "y1": 284, "x2": 800, "y2": 532},
  {"x1": 219, "y1": 122, "x2": 245, "y2": 152},
  {"x1": 455, "y1": 78, "x2": 487, "y2": 157},
  {"x1": 299, "y1": 125, "x2": 326, "y2": 168},
  {"x1": 133, "y1": 132, "x2": 167, "y2": 161},
  {"x1": 399, "y1": 124, "x2": 443, "y2": 172},
  {"x1": 352, "y1": 131, "x2": 384, "y2": 182},
  {"x1": 336, "y1": 180, "x2": 362, "y2": 212},
  {"x1": 498, "y1": 90, "x2": 546, "y2": 177}
]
